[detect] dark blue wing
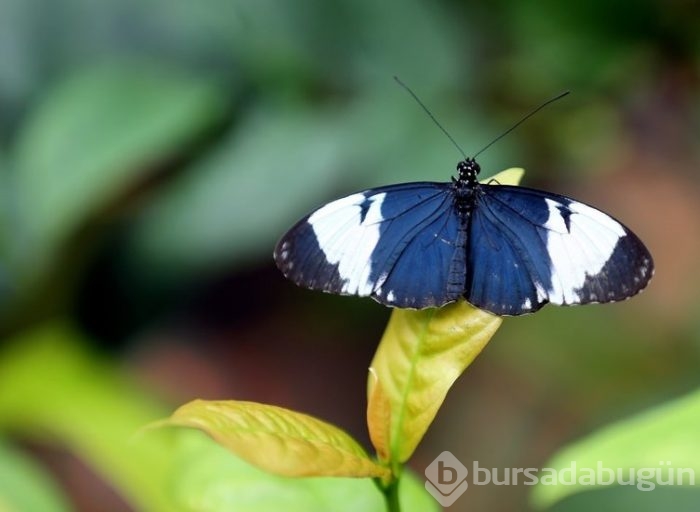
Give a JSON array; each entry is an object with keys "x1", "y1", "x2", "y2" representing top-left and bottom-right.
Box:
[
  {"x1": 274, "y1": 183, "x2": 466, "y2": 308},
  {"x1": 466, "y1": 185, "x2": 654, "y2": 315}
]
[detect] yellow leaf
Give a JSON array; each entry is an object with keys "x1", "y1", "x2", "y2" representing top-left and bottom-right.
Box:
[
  {"x1": 366, "y1": 168, "x2": 523, "y2": 464},
  {"x1": 366, "y1": 369, "x2": 392, "y2": 463},
  {"x1": 487, "y1": 167, "x2": 524, "y2": 186},
  {"x1": 367, "y1": 302, "x2": 502, "y2": 463},
  {"x1": 153, "y1": 400, "x2": 390, "y2": 479}
]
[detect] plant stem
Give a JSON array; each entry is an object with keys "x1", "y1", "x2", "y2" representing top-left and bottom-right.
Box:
[{"x1": 382, "y1": 476, "x2": 401, "y2": 512}]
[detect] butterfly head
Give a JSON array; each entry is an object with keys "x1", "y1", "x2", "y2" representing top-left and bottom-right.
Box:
[{"x1": 456, "y1": 158, "x2": 480, "y2": 186}]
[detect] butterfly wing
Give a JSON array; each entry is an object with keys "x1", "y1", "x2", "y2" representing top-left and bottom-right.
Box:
[
  {"x1": 274, "y1": 182, "x2": 467, "y2": 308},
  {"x1": 467, "y1": 185, "x2": 654, "y2": 315}
]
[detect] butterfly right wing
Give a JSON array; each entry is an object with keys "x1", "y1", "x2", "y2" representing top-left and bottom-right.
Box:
[
  {"x1": 466, "y1": 184, "x2": 653, "y2": 315},
  {"x1": 274, "y1": 182, "x2": 466, "y2": 308}
]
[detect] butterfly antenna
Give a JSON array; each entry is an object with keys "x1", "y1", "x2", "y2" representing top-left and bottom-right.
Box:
[
  {"x1": 394, "y1": 76, "x2": 468, "y2": 160},
  {"x1": 472, "y1": 90, "x2": 570, "y2": 159}
]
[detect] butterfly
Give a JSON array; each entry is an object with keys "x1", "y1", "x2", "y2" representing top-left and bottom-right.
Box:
[{"x1": 273, "y1": 155, "x2": 653, "y2": 316}]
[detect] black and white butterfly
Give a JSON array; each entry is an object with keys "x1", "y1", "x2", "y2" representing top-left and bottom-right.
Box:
[{"x1": 273, "y1": 156, "x2": 653, "y2": 316}]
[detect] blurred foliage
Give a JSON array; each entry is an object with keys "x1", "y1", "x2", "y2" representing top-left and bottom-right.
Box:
[
  {"x1": 169, "y1": 431, "x2": 438, "y2": 512},
  {"x1": 0, "y1": 440, "x2": 71, "y2": 512},
  {"x1": 532, "y1": 388, "x2": 700, "y2": 508},
  {"x1": 13, "y1": 65, "x2": 224, "y2": 260},
  {"x1": 0, "y1": 324, "x2": 174, "y2": 511},
  {"x1": 0, "y1": 0, "x2": 698, "y2": 510}
]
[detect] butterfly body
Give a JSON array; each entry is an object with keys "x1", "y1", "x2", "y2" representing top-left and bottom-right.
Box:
[{"x1": 274, "y1": 158, "x2": 653, "y2": 316}]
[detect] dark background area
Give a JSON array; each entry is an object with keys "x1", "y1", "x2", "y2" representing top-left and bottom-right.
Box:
[{"x1": 0, "y1": 0, "x2": 699, "y2": 510}]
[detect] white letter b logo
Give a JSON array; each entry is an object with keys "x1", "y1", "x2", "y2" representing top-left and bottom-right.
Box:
[{"x1": 425, "y1": 452, "x2": 468, "y2": 507}]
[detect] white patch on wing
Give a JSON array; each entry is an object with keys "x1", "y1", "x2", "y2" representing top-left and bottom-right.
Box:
[
  {"x1": 542, "y1": 199, "x2": 569, "y2": 233},
  {"x1": 535, "y1": 281, "x2": 548, "y2": 302},
  {"x1": 543, "y1": 199, "x2": 626, "y2": 304},
  {"x1": 521, "y1": 297, "x2": 532, "y2": 309},
  {"x1": 308, "y1": 192, "x2": 386, "y2": 296}
]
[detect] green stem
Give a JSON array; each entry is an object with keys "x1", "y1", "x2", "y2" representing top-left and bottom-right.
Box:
[{"x1": 382, "y1": 476, "x2": 401, "y2": 512}]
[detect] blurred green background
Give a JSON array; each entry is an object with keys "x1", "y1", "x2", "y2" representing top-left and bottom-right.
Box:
[{"x1": 0, "y1": 0, "x2": 699, "y2": 510}]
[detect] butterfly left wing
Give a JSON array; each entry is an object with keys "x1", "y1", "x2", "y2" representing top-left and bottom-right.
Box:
[
  {"x1": 466, "y1": 185, "x2": 654, "y2": 315},
  {"x1": 274, "y1": 182, "x2": 467, "y2": 308}
]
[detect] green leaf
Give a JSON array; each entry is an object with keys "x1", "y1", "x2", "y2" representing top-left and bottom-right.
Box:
[
  {"x1": 169, "y1": 430, "x2": 439, "y2": 512},
  {"x1": 12, "y1": 63, "x2": 225, "y2": 264},
  {"x1": 0, "y1": 324, "x2": 176, "y2": 512},
  {"x1": 531, "y1": 388, "x2": 700, "y2": 509},
  {"x1": 0, "y1": 439, "x2": 72, "y2": 512},
  {"x1": 366, "y1": 168, "x2": 522, "y2": 465},
  {"x1": 154, "y1": 399, "x2": 389, "y2": 479}
]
